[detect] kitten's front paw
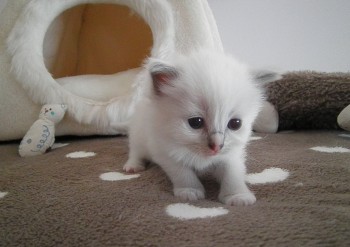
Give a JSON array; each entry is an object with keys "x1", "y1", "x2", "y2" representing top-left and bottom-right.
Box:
[
  {"x1": 174, "y1": 188, "x2": 205, "y2": 201},
  {"x1": 123, "y1": 162, "x2": 145, "y2": 173},
  {"x1": 220, "y1": 193, "x2": 256, "y2": 206}
]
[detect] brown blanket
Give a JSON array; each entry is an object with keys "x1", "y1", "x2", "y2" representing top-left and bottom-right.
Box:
[{"x1": 1, "y1": 131, "x2": 349, "y2": 246}]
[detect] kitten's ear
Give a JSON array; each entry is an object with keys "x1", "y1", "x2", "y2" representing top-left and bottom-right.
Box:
[
  {"x1": 252, "y1": 70, "x2": 282, "y2": 84},
  {"x1": 149, "y1": 61, "x2": 178, "y2": 95}
]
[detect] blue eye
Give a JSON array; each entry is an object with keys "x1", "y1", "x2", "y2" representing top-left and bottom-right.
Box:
[{"x1": 188, "y1": 117, "x2": 205, "y2": 129}]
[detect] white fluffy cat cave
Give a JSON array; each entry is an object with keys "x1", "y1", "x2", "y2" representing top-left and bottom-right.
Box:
[{"x1": 0, "y1": 0, "x2": 223, "y2": 141}]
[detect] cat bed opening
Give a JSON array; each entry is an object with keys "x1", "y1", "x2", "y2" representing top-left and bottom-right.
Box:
[
  {"x1": 46, "y1": 4, "x2": 153, "y2": 78},
  {"x1": 45, "y1": 4, "x2": 152, "y2": 102}
]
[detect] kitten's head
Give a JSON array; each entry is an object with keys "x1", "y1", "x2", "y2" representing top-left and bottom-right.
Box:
[{"x1": 147, "y1": 50, "x2": 278, "y2": 164}]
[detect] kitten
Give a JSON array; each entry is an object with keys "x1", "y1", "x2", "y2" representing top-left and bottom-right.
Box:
[{"x1": 123, "y1": 49, "x2": 278, "y2": 206}]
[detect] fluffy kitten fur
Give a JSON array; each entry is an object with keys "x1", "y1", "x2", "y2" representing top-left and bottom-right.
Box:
[{"x1": 124, "y1": 49, "x2": 275, "y2": 206}]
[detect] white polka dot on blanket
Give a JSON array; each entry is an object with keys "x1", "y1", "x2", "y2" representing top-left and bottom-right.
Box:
[
  {"x1": 66, "y1": 151, "x2": 96, "y2": 158},
  {"x1": 310, "y1": 146, "x2": 350, "y2": 153},
  {"x1": 0, "y1": 192, "x2": 8, "y2": 199},
  {"x1": 245, "y1": 167, "x2": 290, "y2": 185},
  {"x1": 166, "y1": 203, "x2": 228, "y2": 220},
  {"x1": 99, "y1": 172, "x2": 140, "y2": 181},
  {"x1": 250, "y1": 136, "x2": 262, "y2": 141},
  {"x1": 52, "y1": 143, "x2": 69, "y2": 150}
]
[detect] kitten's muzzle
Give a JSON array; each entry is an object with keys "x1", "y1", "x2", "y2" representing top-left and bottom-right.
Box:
[{"x1": 208, "y1": 132, "x2": 225, "y2": 153}]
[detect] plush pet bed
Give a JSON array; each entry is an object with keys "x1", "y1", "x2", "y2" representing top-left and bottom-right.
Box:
[
  {"x1": 0, "y1": 0, "x2": 222, "y2": 141},
  {"x1": 266, "y1": 72, "x2": 350, "y2": 130},
  {"x1": 1, "y1": 130, "x2": 349, "y2": 246}
]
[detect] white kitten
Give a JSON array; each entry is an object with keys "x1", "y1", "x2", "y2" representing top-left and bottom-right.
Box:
[{"x1": 123, "y1": 49, "x2": 278, "y2": 206}]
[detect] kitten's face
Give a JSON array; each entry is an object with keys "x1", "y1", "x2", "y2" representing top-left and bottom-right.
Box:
[{"x1": 149, "y1": 50, "x2": 270, "y2": 163}]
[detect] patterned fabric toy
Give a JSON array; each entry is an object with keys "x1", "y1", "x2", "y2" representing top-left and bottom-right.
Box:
[{"x1": 19, "y1": 104, "x2": 67, "y2": 157}]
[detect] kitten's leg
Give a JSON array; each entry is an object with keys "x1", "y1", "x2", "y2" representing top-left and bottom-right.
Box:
[
  {"x1": 123, "y1": 157, "x2": 145, "y2": 173},
  {"x1": 215, "y1": 159, "x2": 256, "y2": 206},
  {"x1": 160, "y1": 162, "x2": 205, "y2": 201},
  {"x1": 123, "y1": 144, "x2": 146, "y2": 173}
]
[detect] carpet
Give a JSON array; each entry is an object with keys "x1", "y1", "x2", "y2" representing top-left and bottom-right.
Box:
[{"x1": 1, "y1": 131, "x2": 349, "y2": 246}]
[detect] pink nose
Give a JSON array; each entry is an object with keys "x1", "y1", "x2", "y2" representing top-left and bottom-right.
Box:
[
  {"x1": 208, "y1": 143, "x2": 223, "y2": 152},
  {"x1": 208, "y1": 132, "x2": 224, "y2": 152}
]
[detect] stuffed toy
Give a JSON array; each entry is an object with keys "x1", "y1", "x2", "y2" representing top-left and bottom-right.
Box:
[
  {"x1": 19, "y1": 104, "x2": 67, "y2": 157},
  {"x1": 338, "y1": 104, "x2": 350, "y2": 131},
  {"x1": 254, "y1": 72, "x2": 350, "y2": 133}
]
